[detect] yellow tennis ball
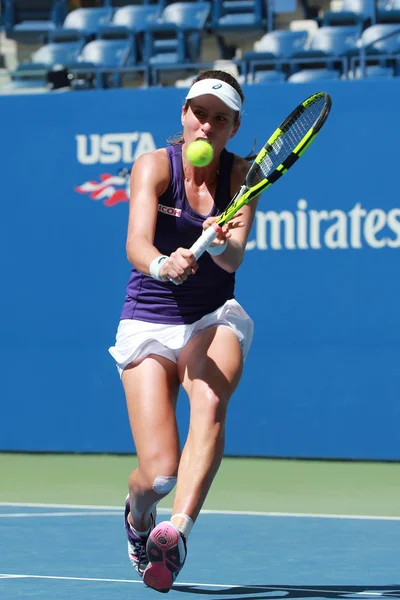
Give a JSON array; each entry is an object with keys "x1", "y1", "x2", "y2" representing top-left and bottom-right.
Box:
[{"x1": 186, "y1": 139, "x2": 214, "y2": 167}]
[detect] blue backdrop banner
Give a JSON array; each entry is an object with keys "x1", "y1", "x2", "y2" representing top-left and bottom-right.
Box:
[{"x1": 0, "y1": 80, "x2": 399, "y2": 459}]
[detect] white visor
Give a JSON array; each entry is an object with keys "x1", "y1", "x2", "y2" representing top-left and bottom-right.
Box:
[{"x1": 185, "y1": 79, "x2": 242, "y2": 113}]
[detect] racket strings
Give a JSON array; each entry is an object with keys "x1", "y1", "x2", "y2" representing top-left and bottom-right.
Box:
[{"x1": 255, "y1": 97, "x2": 327, "y2": 182}]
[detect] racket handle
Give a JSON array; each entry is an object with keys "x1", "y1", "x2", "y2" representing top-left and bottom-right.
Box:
[
  {"x1": 168, "y1": 224, "x2": 222, "y2": 286},
  {"x1": 190, "y1": 223, "x2": 222, "y2": 260}
]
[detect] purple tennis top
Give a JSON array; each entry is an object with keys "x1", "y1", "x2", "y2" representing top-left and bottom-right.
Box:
[{"x1": 120, "y1": 143, "x2": 236, "y2": 325}]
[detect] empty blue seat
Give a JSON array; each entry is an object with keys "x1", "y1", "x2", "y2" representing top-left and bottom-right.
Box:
[
  {"x1": 104, "y1": 4, "x2": 159, "y2": 33},
  {"x1": 2, "y1": 78, "x2": 49, "y2": 91},
  {"x1": 9, "y1": 41, "x2": 82, "y2": 86},
  {"x1": 102, "y1": 0, "x2": 155, "y2": 6},
  {"x1": 252, "y1": 69, "x2": 286, "y2": 83},
  {"x1": 244, "y1": 29, "x2": 308, "y2": 60},
  {"x1": 299, "y1": 25, "x2": 360, "y2": 56},
  {"x1": 322, "y1": 0, "x2": 376, "y2": 27},
  {"x1": 145, "y1": 1, "x2": 211, "y2": 65},
  {"x1": 70, "y1": 38, "x2": 139, "y2": 88},
  {"x1": 49, "y1": 7, "x2": 113, "y2": 43},
  {"x1": 23, "y1": 41, "x2": 82, "y2": 66},
  {"x1": 378, "y1": 0, "x2": 400, "y2": 23},
  {"x1": 77, "y1": 38, "x2": 135, "y2": 67},
  {"x1": 289, "y1": 25, "x2": 360, "y2": 75},
  {"x1": 352, "y1": 63, "x2": 395, "y2": 76},
  {"x1": 242, "y1": 30, "x2": 308, "y2": 79},
  {"x1": 97, "y1": 4, "x2": 159, "y2": 52},
  {"x1": 359, "y1": 22, "x2": 400, "y2": 53},
  {"x1": 3, "y1": 0, "x2": 68, "y2": 42},
  {"x1": 350, "y1": 23, "x2": 400, "y2": 76},
  {"x1": 211, "y1": 0, "x2": 266, "y2": 32},
  {"x1": 287, "y1": 67, "x2": 342, "y2": 82}
]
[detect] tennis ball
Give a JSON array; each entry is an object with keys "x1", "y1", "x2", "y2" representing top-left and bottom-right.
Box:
[{"x1": 186, "y1": 139, "x2": 214, "y2": 167}]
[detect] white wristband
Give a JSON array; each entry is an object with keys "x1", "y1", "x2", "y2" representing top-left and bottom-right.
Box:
[
  {"x1": 149, "y1": 255, "x2": 168, "y2": 280},
  {"x1": 206, "y1": 240, "x2": 228, "y2": 256}
]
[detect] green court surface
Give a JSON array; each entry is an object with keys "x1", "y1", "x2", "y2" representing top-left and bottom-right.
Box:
[{"x1": 1, "y1": 453, "x2": 399, "y2": 516}]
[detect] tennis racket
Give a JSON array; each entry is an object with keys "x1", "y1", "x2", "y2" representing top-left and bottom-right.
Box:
[{"x1": 189, "y1": 91, "x2": 332, "y2": 260}]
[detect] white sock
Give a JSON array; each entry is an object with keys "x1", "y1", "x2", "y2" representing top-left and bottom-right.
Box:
[
  {"x1": 129, "y1": 522, "x2": 151, "y2": 537},
  {"x1": 171, "y1": 513, "x2": 194, "y2": 540}
]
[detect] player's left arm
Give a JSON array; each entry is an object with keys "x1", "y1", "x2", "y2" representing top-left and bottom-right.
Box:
[{"x1": 204, "y1": 156, "x2": 259, "y2": 273}]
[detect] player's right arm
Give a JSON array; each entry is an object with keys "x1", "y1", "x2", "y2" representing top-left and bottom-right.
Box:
[{"x1": 126, "y1": 150, "x2": 197, "y2": 282}]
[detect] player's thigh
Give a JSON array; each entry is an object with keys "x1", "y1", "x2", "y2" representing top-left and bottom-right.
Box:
[
  {"x1": 178, "y1": 325, "x2": 243, "y2": 413},
  {"x1": 122, "y1": 354, "x2": 181, "y2": 472}
]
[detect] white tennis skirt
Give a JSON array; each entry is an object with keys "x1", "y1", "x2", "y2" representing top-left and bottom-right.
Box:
[{"x1": 108, "y1": 298, "x2": 254, "y2": 375}]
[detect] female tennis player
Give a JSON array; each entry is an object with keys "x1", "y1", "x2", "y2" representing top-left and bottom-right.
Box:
[{"x1": 109, "y1": 70, "x2": 258, "y2": 593}]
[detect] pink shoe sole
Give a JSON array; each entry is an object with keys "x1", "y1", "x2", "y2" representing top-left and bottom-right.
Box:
[{"x1": 143, "y1": 522, "x2": 186, "y2": 593}]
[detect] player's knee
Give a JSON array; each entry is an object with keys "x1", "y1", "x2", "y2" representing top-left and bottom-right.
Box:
[
  {"x1": 152, "y1": 475, "x2": 177, "y2": 495},
  {"x1": 200, "y1": 386, "x2": 229, "y2": 422}
]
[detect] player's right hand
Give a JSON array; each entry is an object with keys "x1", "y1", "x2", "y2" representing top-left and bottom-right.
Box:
[{"x1": 160, "y1": 248, "x2": 198, "y2": 284}]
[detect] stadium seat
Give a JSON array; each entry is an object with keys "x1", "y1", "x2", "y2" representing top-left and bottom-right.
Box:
[
  {"x1": 322, "y1": 0, "x2": 377, "y2": 27},
  {"x1": 157, "y1": 0, "x2": 210, "y2": 6},
  {"x1": 69, "y1": 38, "x2": 139, "y2": 88},
  {"x1": 378, "y1": 0, "x2": 400, "y2": 23},
  {"x1": 1, "y1": 78, "x2": 49, "y2": 91},
  {"x1": 359, "y1": 22, "x2": 400, "y2": 53},
  {"x1": 9, "y1": 41, "x2": 82, "y2": 86},
  {"x1": 102, "y1": 0, "x2": 156, "y2": 6},
  {"x1": 144, "y1": 1, "x2": 211, "y2": 67},
  {"x1": 244, "y1": 29, "x2": 309, "y2": 60},
  {"x1": 96, "y1": 4, "x2": 159, "y2": 64},
  {"x1": 297, "y1": 25, "x2": 360, "y2": 56},
  {"x1": 287, "y1": 67, "x2": 342, "y2": 82},
  {"x1": 18, "y1": 40, "x2": 81, "y2": 68},
  {"x1": 77, "y1": 38, "x2": 136, "y2": 67},
  {"x1": 251, "y1": 69, "x2": 286, "y2": 83},
  {"x1": 349, "y1": 23, "x2": 400, "y2": 76},
  {"x1": 242, "y1": 30, "x2": 308, "y2": 80},
  {"x1": 289, "y1": 25, "x2": 360, "y2": 76},
  {"x1": 351, "y1": 63, "x2": 395, "y2": 76},
  {"x1": 3, "y1": 0, "x2": 68, "y2": 42},
  {"x1": 98, "y1": 4, "x2": 160, "y2": 38},
  {"x1": 48, "y1": 7, "x2": 113, "y2": 43},
  {"x1": 211, "y1": 0, "x2": 266, "y2": 32}
]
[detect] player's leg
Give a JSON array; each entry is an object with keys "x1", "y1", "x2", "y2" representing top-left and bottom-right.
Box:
[
  {"x1": 173, "y1": 324, "x2": 243, "y2": 522},
  {"x1": 122, "y1": 354, "x2": 181, "y2": 573},
  {"x1": 143, "y1": 326, "x2": 243, "y2": 591}
]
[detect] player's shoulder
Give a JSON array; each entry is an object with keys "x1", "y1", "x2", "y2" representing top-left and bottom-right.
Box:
[
  {"x1": 131, "y1": 147, "x2": 170, "y2": 182},
  {"x1": 130, "y1": 147, "x2": 171, "y2": 197},
  {"x1": 134, "y1": 147, "x2": 169, "y2": 169}
]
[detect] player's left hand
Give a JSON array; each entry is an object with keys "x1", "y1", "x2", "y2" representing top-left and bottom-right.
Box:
[{"x1": 202, "y1": 214, "x2": 245, "y2": 246}]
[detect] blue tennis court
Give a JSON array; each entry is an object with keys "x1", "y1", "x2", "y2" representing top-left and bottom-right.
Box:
[{"x1": 1, "y1": 503, "x2": 399, "y2": 600}]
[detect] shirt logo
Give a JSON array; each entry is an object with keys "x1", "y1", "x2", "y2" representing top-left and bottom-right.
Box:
[{"x1": 158, "y1": 204, "x2": 182, "y2": 217}]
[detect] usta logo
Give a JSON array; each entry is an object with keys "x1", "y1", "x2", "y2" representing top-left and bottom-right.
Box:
[
  {"x1": 75, "y1": 132, "x2": 156, "y2": 207},
  {"x1": 76, "y1": 132, "x2": 156, "y2": 164}
]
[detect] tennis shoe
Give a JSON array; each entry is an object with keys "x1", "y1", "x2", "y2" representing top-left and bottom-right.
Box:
[
  {"x1": 124, "y1": 495, "x2": 156, "y2": 575},
  {"x1": 142, "y1": 520, "x2": 187, "y2": 593}
]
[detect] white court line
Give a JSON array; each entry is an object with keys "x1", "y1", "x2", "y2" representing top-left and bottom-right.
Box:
[
  {"x1": 0, "y1": 502, "x2": 400, "y2": 521},
  {"x1": 0, "y1": 573, "x2": 388, "y2": 595}
]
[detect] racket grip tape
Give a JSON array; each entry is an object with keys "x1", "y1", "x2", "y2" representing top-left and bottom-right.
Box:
[
  {"x1": 168, "y1": 223, "x2": 222, "y2": 285},
  {"x1": 190, "y1": 223, "x2": 222, "y2": 260}
]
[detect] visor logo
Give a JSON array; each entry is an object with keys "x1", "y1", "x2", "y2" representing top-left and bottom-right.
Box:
[{"x1": 212, "y1": 83, "x2": 222, "y2": 89}]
